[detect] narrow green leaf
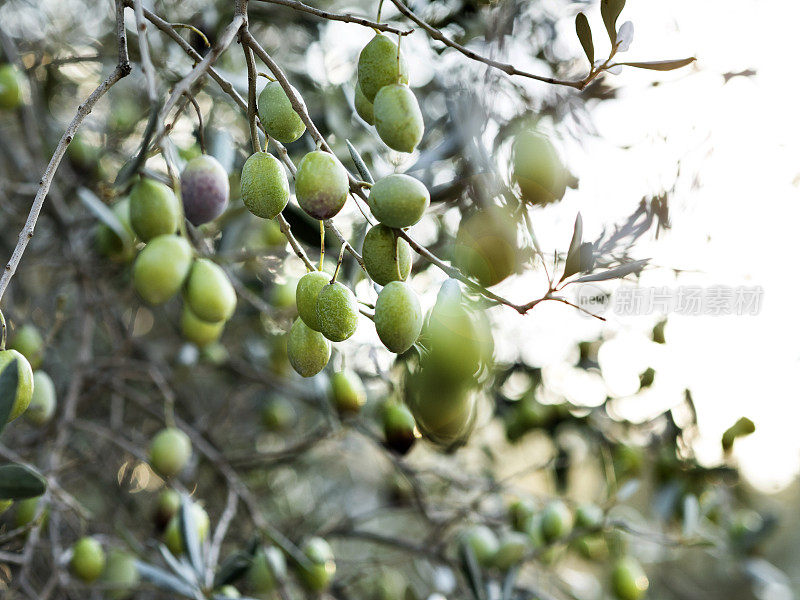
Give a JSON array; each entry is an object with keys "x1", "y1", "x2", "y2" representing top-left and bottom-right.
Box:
[
  {"x1": 213, "y1": 548, "x2": 255, "y2": 588},
  {"x1": 575, "y1": 13, "x2": 594, "y2": 66},
  {"x1": 573, "y1": 258, "x2": 649, "y2": 283},
  {"x1": 157, "y1": 544, "x2": 198, "y2": 586},
  {"x1": 616, "y1": 57, "x2": 697, "y2": 71},
  {"x1": 561, "y1": 213, "x2": 583, "y2": 281},
  {"x1": 179, "y1": 495, "x2": 204, "y2": 577},
  {"x1": 77, "y1": 188, "x2": 130, "y2": 244},
  {"x1": 0, "y1": 358, "x2": 19, "y2": 435},
  {"x1": 135, "y1": 560, "x2": 198, "y2": 597},
  {"x1": 601, "y1": 0, "x2": 626, "y2": 45},
  {"x1": 114, "y1": 103, "x2": 161, "y2": 188},
  {"x1": 457, "y1": 542, "x2": 487, "y2": 600},
  {"x1": 0, "y1": 464, "x2": 46, "y2": 500},
  {"x1": 346, "y1": 139, "x2": 374, "y2": 184}
]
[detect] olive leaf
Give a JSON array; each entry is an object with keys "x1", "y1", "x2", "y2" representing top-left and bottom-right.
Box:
[
  {"x1": 615, "y1": 57, "x2": 696, "y2": 71},
  {"x1": 346, "y1": 139, "x2": 374, "y2": 184},
  {"x1": 575, "y1": 13, "x2": 594, "y2": 66},
  {"x1": 457, "y1": 542, "x2": 487, "y2": 600},
  {"x1": 157, "y1": 543, "x2": 198, "y2": 586},
  {"x1": 616, "y1": 21, "x2": 634, "y2": 52},
  {"x1": 573, "y1": 258, "x2": 649, "y2": 282},
  {"x1": 0, "y1": 357, "x2": 19, "y2": 435},
  {"x1": 179, "y1": 495, "x2": 205, "y2": 576},
  {"x1": 213, "y1": 540, "x2": 259, "y2": 589},
  {"x1": 682, "y1": 494, "x2": 700, "y2": 538},
  {"x1": 0, "y1": 464, "x2": 46, "y2": 500},
  {"x1": 560, "y1": 213, "x2": 583, "y2": 281},
  {"x1": 114, "y1": 102, "x2": 162, "y2": 188},
  {"x1": 135, "y1": 560, "x2": 198, "y2": 597},
  {"x1": 600, "y1": 0, "x2": 626, "y2": 45},
  {"x1": 77, "y1": 188, "x2": 130, "y2": 247}
]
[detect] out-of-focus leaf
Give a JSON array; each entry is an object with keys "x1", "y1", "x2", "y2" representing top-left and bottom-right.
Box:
[
  {"x1": 601, "y1": 0, "x2": 626, "y2": 45},
  {"x1": 579, "y1": 242, "x2": 595, "y2": 272},
  {"x1": 575, "y1": 13, "x2": 594, "y2": 66},
  {"x1": 561, "y1": 213, "x2": 583, "y2": 281},
  {"x1": 457, "y1": 542, "x2": 487, "y2": 600},
  {"x1": 616, "y1": 57, "x2": 696, "y2": 71},
  {"x1": 0, "y1": 464, "x2": 46, "y2": 499},
  {"x1": 346, "y1": 139, "x2": 374, "y2": 184},
  {"x1": 179, "y1": 495, "x2": 204, "y2": 576},
  {"x1": 157, "y1": 543, "x2": 197, "y2": 585},
  {"x1": 616, "y1": 478, "x2": 640, "y2": 501},
  {"x1": 135, "y1": 560, "x2": 198, "y2": 597},
  {"x1": 213, "y1": 546, "x2": 257, "y2": 588},
  {"x1": 114, "y1": 103, "x2": 161, "y2": 188},
  {"x1": 617, "y1": 21, "x2": 634, "y2": 52},
  {"x1": 77, "y1": 188, "x2": 130, "y2": 244},
  {"x1": 501, "y1": 566, "x2": 518, "y2": 600},
  {"x1": 682, "y1": 494, "x2": 700, "y2": 537},
  {"x1": 0, "y1": 357, "x2": 19, "y2": 435},
  {"x1": 573, "y1": 259, "x2": 649, "y2": 282}
]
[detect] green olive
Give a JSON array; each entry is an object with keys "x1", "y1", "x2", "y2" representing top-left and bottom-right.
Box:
[
  {"x1": 454, "y1": 206, "x2": 518, "y2": 287},
  {"x1": 0, "y1": 349, "x2": 34, "y2": 423},
  {"x1": 357, "y1": 34, "x2": 409, "y2": 102},
  {"x1": 296, "y1": 271, "x2": 331, "y2": 331},
  {"x1": 493, "y1": 531, "x2": 530, "y2": 570},
  {"x1": 103, "y1": 550, "x2": 140, "y2": 600},
  {"x1": 217, "y1": 585, "x2": 241, "y2": 598},
  {"x1": 246, "y1": 546, "x2": 287, "y2": 593},
  {"x1": 184, "y1": 258, "x2": 237, "y2": 323},
  {"x1": 461, "y1": 525, "x2": 499, "y2": 567},
  {"x1": 70, "y1": 537, "x2": 106, "y2": 583},
  {"x1": 25, "y1": 370, "x2": 56, "y2": 426},
  {"x1": 8, "y1": 323, "x2": 44, "y2": 369},
  {"x1": 164, "y1": 502, "x2": 210, "y2": 555},
  {"x1": 95, "y1": 198, "x2": 137, "y2": 263},
  {"x1": 261, "y1": 397, "x2": 297, "y2": 432},
  {"x1": 241, "y1": 151, "x2": 290, "y2": 219},
  {"x1": 149, "y1": 427, "x2": 192, "y2": 479},
  {"x1": 316, "y1": 282, "x2": 359, "y2": 342},
  {"x1": 0, "y1": 64, "x2": 23, "y2": 110},
  {"x1": 14, "y1": 496, "x2": 47, "y2": 528},
  {"x1": 373, "y1": 84, "x2": 424, "y2": 153},
  {"x1": 154, "y1": 488, "x2": 181, "y2": 530},
  {"x1": 382, "y1": 402, "x2": 416, "y2": 455},
  {"x1": 180, "y1": 306, "x2": 225, "y2": 347},
  {"x1": 574, "y1": 503, "x2": 604, "y2": 530},
  {"x1": 257, "y1": 80, "x2": 307, "y2": 144},
  {"x1": 512, "y1": 130, "x2": 567, "y2": 205},
  {"x1": 287, "y1": 317, "x2": 331, "y2": 377},
  {"x1": 611, "y1": 557, "x2": 649, "y2": 600},
  {"x1": 132, "y1": 234, "x2": 193, "y2": 305},
  {"x1": 354, "y1": 83, "x2": 375, "y2": 124},
  {"x1": 261, "y1": 218, "x2": 286, "y2": 247},
  {"x1": 0, "y1": 499, "x2": 12, "y2": 515},
  {"x1": 128, "y1": 177, "x2": 181, "y2": 241},
  {"x1": 374, "y1": 281, "x2": 422, "y2": 353},
  {"x1": 540, "y1": 500, "x2": 573, "y2": 542},
  {"x1": 404, "y1": 368, "x2": 476, "y2": 446},
  {"x1": 297, "y1": 537, "x2": 335, "y2": 592},
  {"x1": 329, "y1": 369, "x2": 366, "y2": 415},
  {"x1": 295, "y1": 151, "x2": 349, "y2": 220},
  {"x1": 368, "y1": 174, "x2": 429, "y2": 229},
  {"x1": 362, "y1": 224, "x2": 412, "y2": 286},
  {"x1": 509, "y1": 498, "x2": 537, "y2": 533}
]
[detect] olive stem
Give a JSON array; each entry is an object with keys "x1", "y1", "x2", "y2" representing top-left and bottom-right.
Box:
[
  {"x1": 330, "y1": 244, "x2": 347, "y2": 284},
  {"x1": 243, "y1": 38, "x2": 262, "y2": 154},
  {"x1": 376, "y1": 0, "x2": 385, "y2": 23},
  {"x1": 0, "y1": 310, "x2": 6, "y2": 351},
  {"x1": 256, "y1": 71, "x2": 276, "y2": 82},
  {"x1": 182, "y1": 91, "x2": 206, "y2": 154}
]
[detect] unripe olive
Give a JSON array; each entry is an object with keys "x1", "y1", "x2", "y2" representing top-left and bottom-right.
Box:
[
  {"x1": 574, "y1": 503, "x2": 604, "y2": 530},
  {"x1": 611, "y1": 557, "x2": 649, "y2": 600},
  {"x1": 454, "y1": 206, "x2": 518, "y2": 287},
  {"x1": 261, "y1": 218, "x2": 285, "y2": 247},
  {"x1": 180, "y1": 306, "x2": 224, "y2": 347},
  {"x1": 132, "y1": 234, "x2": 193, "y2": 305},
  {"x1": 0, "y1": 64, "x2": 23, "y2": 110},
  {"x1": 329, "y1": 369, "x2": 366, "y2": 415},
  {"x1": 509, "y1": 498, "x2": 537, "y2": 533},
  {"x1": 382, "y1": 402, "x2": 416, "y2": 454},
  {"x1": 296, "y1": 271, "x2": 331, "y2": 331},
  {"x1": 461, "y1": 525, "x2": 499, "y2": 567},
  {"x1": 103, "y1": 550, "x2": 140, "y2": 600},
  {"x1": 149, "y1": 427, "x2": 192, "y2": 478},
  {"x1": 217, "y1": 585, "x2": 241, "y2": 598},
  {"x1": 0, "y1": 499, "x2": 12, "y2": 515},
  {"x1": 164, "y1": 502, "x2": 210, "y2": 555},
  {"x1": 129, "y1": 178, "x2": 181, "y2": 241},
  {"x1": 574, "y1": 533, "x2": 608, "y2": 561},
  {"x1": 376, "y1": 568, "x2": 408, "y2": 600},
  {"x1": 261, "y1": 397, "x2": 297, "y2": 431},
  {"x1": 9, "y1": 324, "x2": 44, "y2": 369},
  {"x1": 0, "y1": 349, "x2": 34, "y2": 423},
  {"x1": 374, "y1": 281, "x2": 422, "y2": 353},
  {"x1": 405, "y1": 368, "x2": 476, "y2": 446},
  {"x1": 316, "y1": 282, "x2": 359, "y2": 342},
  {"x1": 287, "y1": 317, "x2": 331, "y2": 377},
  {"x1": 362, "y1": 225, "x2": 412, "y2": 285},
  {"x1": 512, "y1": 130, "x2": 567, "y2": 205},
  {"x1": 241, "y1": 151, "x2": 290, "y2": 219},
  {"x1": 368, "y1": 174, "x2": 429, "y2": 229},
  {"x1": 493, "y1": 531, "x2": 530, "y2": 570},
  {"x1": 357, "y1": 34, "x2": 409, "y2": 102},
  {"x1": 354, "y1": 84, "x2": 375, "y2": 124},
  {"x1": 247, "y1": 546, "x2": 287, "y2": 593},
  {"x1": 295, "y1": 151, "x2": 349, "y2": 220},
  {"x1": 14, "y1": 496, "x2": 46, "y2": 528},
  {"x1": 70, "y1": 537, "x2": 106, "y2": 583},
  {"x1": 184, "y1": 258, "x2": 237, "y2": 323},
  {"x1": 25, "y1": 370, "x2": 56, "y2": 426},
  {"x1": 297, "y1": 537, "x2": 335, "y2": 591},
  {"x1": 540, "y1": 500, "x2": 572, "y2": 542},
  {"x1": 95, "y1": 198, "x2": 137, "y2": 263},
  {"x1": 154, "y1": 488, "x2": 180, "y2": 530},
  {"x1": 373, "y1": 84, "x2": 424, "y2": 153},
  {"x1": 257, "y1": 80, "x2": 307, "y2": 144},
  {"x1": 180, "y1": 155, "x2": 230, "y2": 225}
]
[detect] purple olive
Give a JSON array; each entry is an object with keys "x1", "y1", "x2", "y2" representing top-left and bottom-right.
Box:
[{"x1": 180, "y1": 155, "x2": 230, "y2": 226}]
